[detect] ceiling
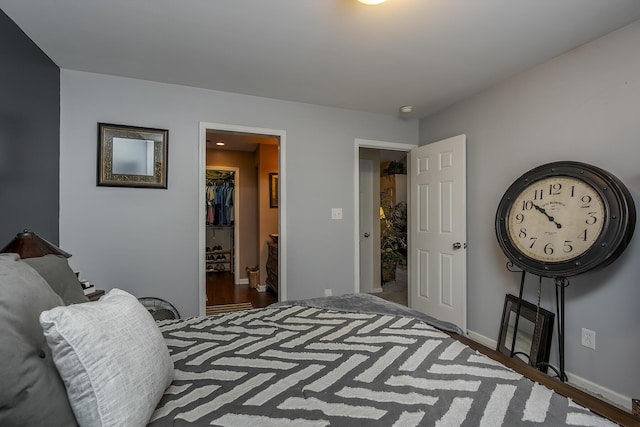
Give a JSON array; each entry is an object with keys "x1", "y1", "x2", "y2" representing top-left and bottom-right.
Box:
[
  {"x1": 2, "y1": 1, "x2": 640, "y2": 119},
  {"x1": 206, "y1": 131, "x2": 278, "y2": 152}
]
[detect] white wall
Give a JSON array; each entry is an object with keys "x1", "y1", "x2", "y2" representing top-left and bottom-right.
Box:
[
  {"x1": 60, "y1": 70, "x2": 418, "y2": 318},
  {"x1": 420, "y1": 20, "x2": 640, "y2": 403}
]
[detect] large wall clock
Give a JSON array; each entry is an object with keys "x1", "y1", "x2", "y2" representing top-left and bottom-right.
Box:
[{"x1": 495, "y1": 161, "x2": 635, "y2": 277}]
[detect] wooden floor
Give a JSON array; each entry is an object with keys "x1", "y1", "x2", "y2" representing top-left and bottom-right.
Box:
[
  {"x1": 206, "y1": 271, "x2": 277, "y2": 308},
  {"x1": 206, "y1": 270, "x2": 407, "y2": 309}
]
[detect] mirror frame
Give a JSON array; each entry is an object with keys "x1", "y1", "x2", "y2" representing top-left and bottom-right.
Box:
[
  {"x1": 97, "y1": 123, "x2": 169, "y2": 189},
  {"x1": 497, "y1": 293, "x2": 555, "y2": 372}
]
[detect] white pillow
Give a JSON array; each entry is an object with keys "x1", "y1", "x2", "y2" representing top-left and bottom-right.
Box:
[{"x1": 40, "y1": 288, "x2": 174, "y2": 427}]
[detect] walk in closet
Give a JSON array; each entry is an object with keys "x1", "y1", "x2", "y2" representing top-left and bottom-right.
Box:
[{"x1": 205, "y1": 169, "x2": 235, "y2": 274}]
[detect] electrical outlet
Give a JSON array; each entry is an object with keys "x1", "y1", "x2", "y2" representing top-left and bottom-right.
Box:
[
  {"x1": 324, "y1": 289, "x2": 333, "y2": 297},
  {"x1": 581, "y1": 328, "x2": 596, "y2": 350},
  {"x1": 331, "y1": 208, "x2": 343, "y2": 220}
]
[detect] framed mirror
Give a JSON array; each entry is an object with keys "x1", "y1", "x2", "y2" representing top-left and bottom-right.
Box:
[
  {"x1": 497, "y1": 294, "x2": 554, "y2": 372},
  {"x1": 97, "y1": 123, "x2": 168, "y2": 188}
]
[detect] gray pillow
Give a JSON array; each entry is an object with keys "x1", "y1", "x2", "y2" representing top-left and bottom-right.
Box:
[
  {"x1": 24, "y1": 254, "x2": 89, "y2": 305},
  {"x1": 0, "y1": 253, "x2": 78, "y2": 426},
  {"x1": 40, "y1": 289, "x2": 174, "y2": 427}
]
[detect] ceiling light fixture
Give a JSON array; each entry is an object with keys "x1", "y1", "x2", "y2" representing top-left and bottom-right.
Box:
[
  {"x1": 399, "y1": 105, "x2": 413, "y2": 114},
  {"x1": 358, "y1": 0, "x2": 387, "y2": 5},
  {"x1": 215, "y1": 141, "x2": 225, "y2": 146}
]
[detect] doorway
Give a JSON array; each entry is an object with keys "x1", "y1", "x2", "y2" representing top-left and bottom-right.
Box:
[
  {"x1": 355, "y1": 136, "x2": 467, "y2": 331},
  {"x1": 198, "y1": 122, "x2": 286, "y2": 316},
  {"x1": 358, "y1": 146, "x2": 410, "y2": 306},
  {"x1": 354, "y1": 139, "x2": 415, "y2": 304}
]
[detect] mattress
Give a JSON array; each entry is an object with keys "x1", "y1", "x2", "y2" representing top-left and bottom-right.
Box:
[{"x1": 148, "y1": 295, "x2": 616, "y2": 426}]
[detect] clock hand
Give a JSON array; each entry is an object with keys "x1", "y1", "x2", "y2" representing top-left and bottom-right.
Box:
[{"x1": 531, "y1": 202, "x2": 562, "y2": 229}]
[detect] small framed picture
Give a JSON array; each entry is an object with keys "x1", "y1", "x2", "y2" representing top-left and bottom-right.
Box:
[
  {"x1": 97, "y1": 123, "x2": 169, "y2": 189},
  {"x1": 269, "y1": 172, "x2": 278, "y2": 208}
]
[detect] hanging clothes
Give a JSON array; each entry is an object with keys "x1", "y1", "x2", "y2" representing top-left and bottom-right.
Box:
[{"x1": 205, "y1": 172, "x2": 234, "y2": 226}]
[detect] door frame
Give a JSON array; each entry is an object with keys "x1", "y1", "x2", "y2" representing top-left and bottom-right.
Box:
[
  {"x1": 358, "y1": 158, "x2": 375, "y2": 293},
  {"x1": 353, "y1": 138, "x2": 417, "y2": 294},
  {"x1": 199, "y1": 122, "x2": 287, "y2": 316}
]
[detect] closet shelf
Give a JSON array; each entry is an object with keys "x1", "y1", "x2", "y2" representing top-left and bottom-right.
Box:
[
  {"x1": 206, "y1": 266, "x2": 231, "y2": 273},
  {"x1": 206, "y1": 246, "x2": 232, "y2": 272},
  {"x1": 205, "y1": 253, "x2": 232, "y2": 273}
]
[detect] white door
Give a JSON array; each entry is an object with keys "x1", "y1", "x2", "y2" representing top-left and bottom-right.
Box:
[
  {"x1": 409, "y1": 135, "x2": 467, "y2": 332},
  {"x1": 359, "y1": 159, "x2": 374, "y2": 293}
]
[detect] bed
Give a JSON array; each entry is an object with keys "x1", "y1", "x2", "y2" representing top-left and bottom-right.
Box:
[
  {"x1": 148, "y1": 295, "x2": 637, "y2": 427},
  {"x1": 1, "y1": 253, "x2": 638, "y2": 426}
]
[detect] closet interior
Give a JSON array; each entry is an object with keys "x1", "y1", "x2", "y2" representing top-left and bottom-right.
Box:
[{"x1": 205, "y1": 169, "x2": 235, "y2": 274}]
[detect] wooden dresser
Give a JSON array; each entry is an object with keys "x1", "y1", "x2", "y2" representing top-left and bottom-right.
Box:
[{"x1": 266, "y1": 241, "x2": 278, "y2": 295}]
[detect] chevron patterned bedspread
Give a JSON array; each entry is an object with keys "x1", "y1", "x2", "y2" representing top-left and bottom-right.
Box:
[{"x1": 148, "y1": 302, "x2": 615, "y2": 426}]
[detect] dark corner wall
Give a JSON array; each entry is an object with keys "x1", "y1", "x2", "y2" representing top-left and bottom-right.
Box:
[{"x1": 0, "y1": 10, "x2": 60, "y2": 246}]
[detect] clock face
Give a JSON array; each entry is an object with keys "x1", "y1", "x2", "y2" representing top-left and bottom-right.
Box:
[
  {"x1": 495, "y1": 161, "x2": 636, "y2": 277},
  {"x1": 507, "y1": 176, "x2": 605, "y2": 263}
]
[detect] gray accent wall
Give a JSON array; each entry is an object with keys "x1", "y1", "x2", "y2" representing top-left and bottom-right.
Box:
[
  {"x1": 59, "y1": 70, "x2": 418, "y2": 319},
  {"x1": 420, "y1": 20, "x2": 640, "y2": 401},
  {"x1": 0, "y1": 10, "x2": 60, "y2": 246}
]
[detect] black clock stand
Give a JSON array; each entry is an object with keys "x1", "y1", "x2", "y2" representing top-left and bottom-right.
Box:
[{"x1": 506, "y1": 261, "x2": 568, "y2": 382}]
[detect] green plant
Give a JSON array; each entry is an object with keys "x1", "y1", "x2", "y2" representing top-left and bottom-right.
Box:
[
  {"x1": 380, "y1": 200, "x2": 407, "y2": 282},
  {"x1": 382, "y1": 161, "x2": 406, "y2": 176},
  {"x1": 381, "y1": 246, "x2": 406, "y2": 266}
]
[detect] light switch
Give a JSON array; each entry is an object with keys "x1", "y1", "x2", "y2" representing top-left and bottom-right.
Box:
[{"x1": 331, "y1": 208, "x2": 343, "y2": 220}]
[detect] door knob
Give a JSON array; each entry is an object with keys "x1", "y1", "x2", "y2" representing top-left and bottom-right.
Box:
[
  {"x1": 453, "y1": 242, "x2": 462, "y2": 249},
  {"x1": 363, "y1": 233, "x2": 370, "y2": 238}
]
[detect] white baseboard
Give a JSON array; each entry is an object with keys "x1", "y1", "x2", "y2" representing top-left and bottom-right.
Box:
[
  {"x1": 466, "y1": 330, "x2": 497, "y2": 349},
  {"x1": 465, "y1": 329, "x2": 632, "y2": 412},
  {"x1": 565, "y1": 372, "x2": 632, "y2": 412},
  {"x1": 371, "y1": 287, "x2": 383, "y2": 293},
  {"x1": 237, "y1": 278, "x2": 248, "y2": 285}
]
